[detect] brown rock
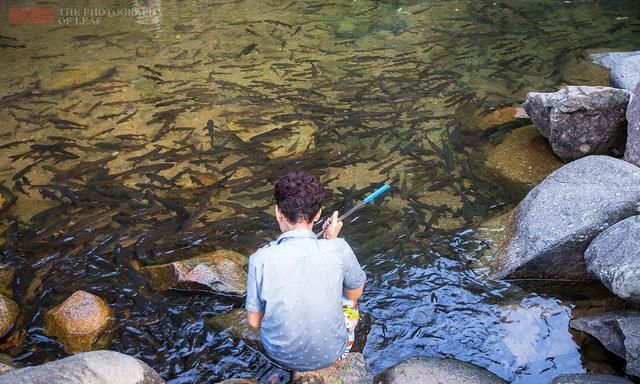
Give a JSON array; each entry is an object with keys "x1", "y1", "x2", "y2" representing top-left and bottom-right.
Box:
[
  {"x1": 476, "y1": 211, "x2": 513, "y2": 273},
  {"x1": 0, "y1": 353, "x2": 15, "y2": 374},
  {"x1": 0, "y1": 293, "x2": 18, "y2": 338},
  {"x1": 44, "y1": 290, "x2": 113, "y2": 353},
  {"x1": 485, "y1": 126, "x2": 564, "y2": 187},
  {"x1": 144, "y1": 250, "x2": 248, "y2": 296},
  {"x1": 291, "y1": 352, "x2": 372, "y2": 384}
]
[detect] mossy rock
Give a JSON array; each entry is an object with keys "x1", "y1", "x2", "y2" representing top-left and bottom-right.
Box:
[
  {"x1": 0, "y1": 293, "x2": 18, "y2": 338},
  {"x1": 44, "y1": 290, "x2": 113, "y2": 353}
]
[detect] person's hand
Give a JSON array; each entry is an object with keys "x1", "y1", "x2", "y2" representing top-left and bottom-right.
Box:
[{"x1": 322, "y1": 211, "x2": 343, "y2": 239}]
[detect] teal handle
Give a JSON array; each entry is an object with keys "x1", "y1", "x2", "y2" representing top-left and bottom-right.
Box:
[{"x1": 363, "y1": 183, "x2": 390, "y2": 204}]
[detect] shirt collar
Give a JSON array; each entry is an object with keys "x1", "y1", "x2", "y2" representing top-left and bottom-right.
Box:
[{"x1": 276, "y1": 229, "x2": 318, "y2": 244}]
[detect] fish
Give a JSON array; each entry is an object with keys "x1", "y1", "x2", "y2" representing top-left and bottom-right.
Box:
[
  {"x1": 205, "y1": 119, "x2": 215, "y2": 147},
  {"x1": 235, "y1": 43, "x2": 257, "y2": 59},
  {"x1": 138, "y1": 64, "x2": 163, "y2": 77}
]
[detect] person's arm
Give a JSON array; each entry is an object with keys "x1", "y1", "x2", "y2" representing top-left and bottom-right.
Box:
[
  {"x1": 340, "y1": 240, "x2": 367, "y2": 300},
  {"x1": 245, "y1": 255, "x2": 265, "y2": 329},
  {"x1": 343, "y1": 284, "x2": 364, "y2": 300},
  {"x1": 247, "y1": 311, "x2": 264, "y2": 329}
]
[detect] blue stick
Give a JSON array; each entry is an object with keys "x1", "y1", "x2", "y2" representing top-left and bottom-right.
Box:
[{"x1": 316, "y1": 183, "x2": 391, "y2": 237}]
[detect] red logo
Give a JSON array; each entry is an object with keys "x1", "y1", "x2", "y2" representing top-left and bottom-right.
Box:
[{"x1": 9, "y1": 7, "x2": 55, "y2": 25}]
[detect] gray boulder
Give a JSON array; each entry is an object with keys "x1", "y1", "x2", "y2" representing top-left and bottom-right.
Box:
[
  {"x1": 490, "y1": 155, "x2": 640, "y2": 280},
  {"x1": 0, "y1": 350, "x2": 165, "y2": 384},
  {"x1": 585, "y1": 216, "x2": 640, "y2": 303},
  {"x1": 624, "y1": 83, "x2": 640, "y2": 167},
  {"x1": 373, "y1": 356, "x2": 507, "y2": 384},
  {"x1": 592, "y1": 51, "x2": 640, "y2": 91},
  {"x1": 570, "y1": 311, "x2": 640, "y2": 378},
  {"x1": 550, "y1": 373, "x2": 633, "y2": 384},
  {"x1": 523, "y1": 86, "x2": 630, "y2": 161}
]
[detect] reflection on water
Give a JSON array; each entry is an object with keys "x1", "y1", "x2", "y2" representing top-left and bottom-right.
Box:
[{"x1": 0, "y1": 0, "x2": 638, "y2": 383}]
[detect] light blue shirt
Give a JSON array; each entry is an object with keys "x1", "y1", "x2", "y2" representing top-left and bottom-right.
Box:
[{"x1": 245, "y1": 229, "x2": 366, "y2": 371}]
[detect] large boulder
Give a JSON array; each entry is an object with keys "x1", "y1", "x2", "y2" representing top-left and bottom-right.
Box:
[
  {"x1": 291, "y1": 352, "x2": 372, "y2": 384},
  {"x1": 570, "y1": 311, "x2": 640, "y2": 377},
  {"x1": 144, "y1": 250, "x2": 247, "y2": 296},
  {"x1": 624, "y1": 83, "x2": 640, "y2": 167},
  {"x1": 374, "y1": 356, "x2": 507, "y2": 384},
  {"x1": 490, "y1": 155, "x2": 640, "y2": 280},
  {"x1": 585, "y1": 216, "x2": 640, "y2": 303},
  {"x1": 0, "y1": 350, "x2": 165, "y2": 384},
  {"x1": 0, "y1": 293, "x2": 18, "y2": 339},
  {"x1": 591, "y1": 51, "x2": 640, "y2": 91},
  {"x1": 485, "y1": 125, "x2": 563, "y2": 188},
  {"x1": 44, "y1": 290, "x2": 113, "y2": 353},
  {"x1": 523, "y1": 86, "x2": 630, "y2": 161},
  {"x1": 550, "y1": 373, "x2": 633, "y2": 384}
]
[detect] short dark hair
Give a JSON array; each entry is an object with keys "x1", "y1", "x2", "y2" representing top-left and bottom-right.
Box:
[{"x1": 274, "y1": 171, "x2": 324, "y2": 223}]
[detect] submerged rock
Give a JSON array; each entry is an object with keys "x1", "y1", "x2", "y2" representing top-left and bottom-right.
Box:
[
  {"x1": 591, "y1": 51, "x2": 640, "y2": 91},
  {"x1": 570, "y1": 311, "x2": 640, "y2": 377},
  {"x1": 44, "y1": 290, "x2": 113, "y2": 353},
  {"x1": 624, "y1": 83, "x2": 640, "y2": 167},
  {"x1": 0, "y1": 354, "x2": 15, "y2": 374},
  {"x1": 207, "y1": 308, "x2": 260, "y2": 349},
  {"x1": 485, "y1": 125, "x2": 563, "y2": 188},
  {"x1": 0, "y1": 350, "x2": 165, "y2": 384},
  {"x1": 374, "y1": 356, "x2": 507, "y2": 384},
  {"x1": 40, "y1": 65, "x2": 116, "y2": 92},
  {"x1": 524, "y1": 86, "x2": 630, "y2": 161},
  {"x1": 0, "y1": 294, "x2": 18, "y2": 339},
  {"x1": 490, "y1": 155, "x2": 640, "y2": 280},
  {"x1": 585, "y1": 216, "x2": 640, "y2": 304},
  {"x1": 291, "y1": 352, "x2": 372, "y2": 384},
  {"x1": 261, "y1": 121, "x2": 316, "y2": 160},
  {"x1": 144, "y1": 250, "x2": 248, "y2": 296},
  {"x1": 550, "y1": 373, "x2": 632, "y2": 384},
  {"x1": 472, "y1": 106, "x2": 529, "y2": 130}
]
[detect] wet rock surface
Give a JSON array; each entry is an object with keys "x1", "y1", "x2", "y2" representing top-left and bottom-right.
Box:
[
  {"x1": 0, "y1": 294, "x2": 18, "y2": 339},
  {"x1": 207, "y1": 308, "x2": 261, "y2": 350},
  {"x1": 591, "y1": 51, "x2": 640, "y2": 91},
  {"x1": 585, "y1": 216, "x2": 640, "y2": 304},
  {"x1": 44, "y1": 290, "x2": 112, "y2": 354},
  {"x1": 291, "y1": 352, "x2": 372, "y2": 384},
  {"x1": 570, "y1": 311, "x2": 640, "y2": 377},
  {"x1": 373, "y1": 356, "x2": 507, "y2": 384},
  {"x1": 489, "y1": 155, "x2": 640, "y2": 280},
  {"x1": 0, "y1": 350, "x2": 165, "y2": 384},
  {"x1": 0, "y1": 264, "x2": 14, "y2": 298},
  {"x1": 144, "y1": 250, "x2": 248, "y2": 296},
  {"x1": 624, "y1": 83, "x2": 640, "y2": 167},
  {"x1": 523, "y1": 86, "x2": 630, "y2": 161},
  {"x1": 550, "y1": 373, "x2": 633, "y2": 384},
  {"x1": 485, "y1": 125, "x2": 563, "y2": 188}
]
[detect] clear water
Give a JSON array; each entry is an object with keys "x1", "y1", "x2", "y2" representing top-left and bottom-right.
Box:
[{"x1": 0, "y1": 0, "x2": 638, "y2": 383}]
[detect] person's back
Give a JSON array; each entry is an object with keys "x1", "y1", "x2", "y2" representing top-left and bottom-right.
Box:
[{"x1": 245, "y1": 171, "x2": 366, "y2": 371}]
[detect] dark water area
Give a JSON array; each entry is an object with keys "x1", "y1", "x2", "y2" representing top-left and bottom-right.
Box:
[{"x1": 0, "y1": 0, "x2": 639, "y2": 383}]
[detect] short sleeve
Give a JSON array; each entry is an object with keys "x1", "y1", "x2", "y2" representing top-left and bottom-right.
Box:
[
  {"x1": 340, "y1": 240, "x2": 366, "y2": 290},
  {"x1": 245, "y1": 255, "x2": 265, "y2": 312}
]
